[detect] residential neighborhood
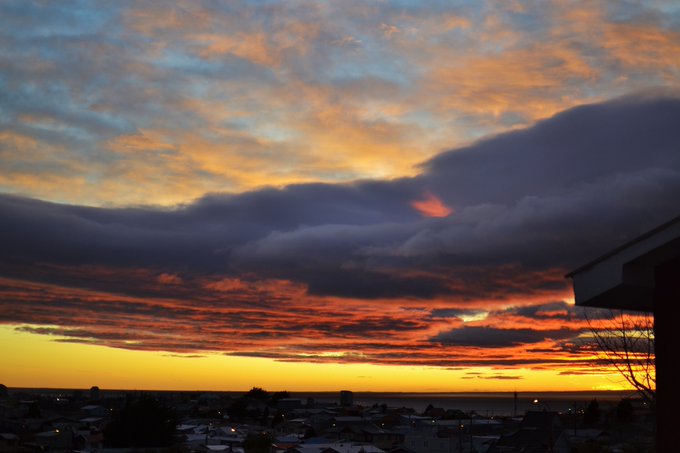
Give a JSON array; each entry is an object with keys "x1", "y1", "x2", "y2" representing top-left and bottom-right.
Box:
[{"x1": 0, "y1": 387, "x2": 655, "y2": 452}]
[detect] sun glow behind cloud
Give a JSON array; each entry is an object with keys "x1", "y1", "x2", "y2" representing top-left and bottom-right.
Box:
[{"x1": 411, "y1": 192, "x2": 452, "y2": 218}]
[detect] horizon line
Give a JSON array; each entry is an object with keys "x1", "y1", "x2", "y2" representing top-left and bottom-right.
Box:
[{"x1": 5, "y1": 386, "x2": 637, "y2": 395}]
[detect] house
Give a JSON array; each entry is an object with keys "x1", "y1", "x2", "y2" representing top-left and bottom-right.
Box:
[
  {"x1": 327, "y1": 423, "x2": 402, "y2": 450},
  {"x1": 34, "y1": 427, "x2": 74, "y2": 451},
  {"x1": 74, "y1": 427, "x2": 104, "y2": 451},
  {"x1": 487, "y1": 411, "x2": 569, "y2": 453},
  {"x1": 273, "y1": 434, "x2": 304, "y2": 451},
  {"x1": 403, "y1": 431, "x2": 457, "y2": 453},
  {"x1": 81, "y1": 404, "x2": 108, "y2": 417},
  {"x1": 288, "y1": 442, "x2": 384, "y2": 453},
  {"x1": 275, "y1": 417, "x2": 310, "y2": 436},
  {"x1": 0, "y1": 433, "x2": 20, "y2": 449},
  {"x1": 567, "y1": 214, "x2": 680, "y2": 450}
]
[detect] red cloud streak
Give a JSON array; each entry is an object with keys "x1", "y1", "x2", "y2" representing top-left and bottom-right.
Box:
[{"x1": 0, "y1": 263, "x2": 610, "y2": 371}]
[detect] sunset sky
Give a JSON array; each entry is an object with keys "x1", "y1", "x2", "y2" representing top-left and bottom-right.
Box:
[{"x1": 1, "y1": 1, "x2": 679, "y2": 393}]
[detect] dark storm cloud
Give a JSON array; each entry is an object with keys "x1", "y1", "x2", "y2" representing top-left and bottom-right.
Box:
[
  {"x1": 431, "y1": 326, "x2": 577, "y2": 348},
  {"x1": 424, "y1": 94, "x2": 680, "y2": 207},
  {"x1": 2, "y1": 94, "x2": 680, "y2": 301},
  {"x1": 430, "y1": 308, "x2": 488, "y2": 319},
  {"x1": 499, "y1": 301, "x2": 617, "y2": 322}
]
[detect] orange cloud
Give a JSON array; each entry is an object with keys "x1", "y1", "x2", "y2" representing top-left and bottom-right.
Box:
[
  {"x1": 603, "y1": 22, "x2": 680, "y2": 80},
  {"x1": 106, "y1": 130, "x2": 176, "y2": 155},
  {"x1": 194, "y1": 32, "x2": 277, "y2": 66},
  {"x1": 157, "y1": 273, "x2": 183, "y2": 285},
  {"x1": 411, "y1": 192, "x2": 452, "y2": 217}
]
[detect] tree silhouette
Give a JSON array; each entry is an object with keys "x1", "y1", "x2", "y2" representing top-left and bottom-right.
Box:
[
  {"x1": 583, "y1": 399, "x2": 600, "y2": 426},
  {"x1": 270, "y1": 390, "x2": 290, "y2": 405},
  {"x1": 616, "y1": 398, "x2": 634, "y2": 424},
  {"x1": 245, "y1": 387, "x2": 269, "y2": 400},
  {"x1": 586, "y1": 309, "x2": 655, "y2": 404}
]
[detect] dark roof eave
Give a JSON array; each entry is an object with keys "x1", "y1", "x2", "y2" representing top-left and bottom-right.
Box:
[{"x1": 565, "y1": 214, "x2": 680, "y2": 278}]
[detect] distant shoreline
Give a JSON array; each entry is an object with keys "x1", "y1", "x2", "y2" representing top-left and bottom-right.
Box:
[
  {"x1": 6, "y1": 387, "x2": 636, "y2": 398},
  {"x1": 7, "y1": 387, "x2": 637, "y2": 415}
]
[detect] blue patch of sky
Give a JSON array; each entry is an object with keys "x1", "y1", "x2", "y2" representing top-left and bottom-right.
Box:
[
  {"x1": 497, "y1": 111, "x2": 530, "y2": 129},
  {"x1": 328, "y1": 39, "x2": 413, "y2": 88},
  {"x1": 328, "y1": 61, "x2": 411, "y2": 90},
  {"x1": 14, "y1": 118, "x2": 107, "y2": 158},
  {"x1": 0, "y1": 74, "x2": 8, "y2": 110},
  {"x1": 4, "y1": 77, "x2": 130, "y2": 148},
  {"x1": 607, "y1": 0, "x2": 680, "y2": 29},
  {"x1": 380, "y1": 0, "x2": 477, "y2": 14},
  {"x1": 499, "y1": 5, "x2": 552, "y2": 38},
  {"x1": 239, "y1": 0, "x2": 286, "y2": 7},
  {"x1": 152, "y1": 46, "x2": 278, "y2": 85},
  {"x1": 0, "y1": 1, "x2": 115, "y2": 39},
  {"x1": 443, "y1": 114, "x2": 507, "y2": 144},
  {"x1": 5, "y1": 81, "x2": 68, "y2": 117}
]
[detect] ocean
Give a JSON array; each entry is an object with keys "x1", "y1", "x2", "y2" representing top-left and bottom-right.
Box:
[{"x1": 298, "y1": 391, "x2": 636, "y2": 416}]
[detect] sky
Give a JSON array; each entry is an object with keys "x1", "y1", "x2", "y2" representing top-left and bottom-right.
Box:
[{"x1": 1, "y1": 0, "x2": 679, "y2": 393}]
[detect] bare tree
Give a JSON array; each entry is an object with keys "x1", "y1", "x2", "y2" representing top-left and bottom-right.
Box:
[{"x1": 585, "y1": 309, "x2": 655, "y2": 404}]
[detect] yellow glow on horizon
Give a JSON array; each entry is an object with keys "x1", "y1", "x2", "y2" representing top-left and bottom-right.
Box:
[{"x1": 0, "y1": 325, "x2": 632, "y2": 393}]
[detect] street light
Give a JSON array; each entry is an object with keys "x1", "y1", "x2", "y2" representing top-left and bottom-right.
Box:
[{"x1": 532, "y1": 398, "x2": 551, "y2": 412}]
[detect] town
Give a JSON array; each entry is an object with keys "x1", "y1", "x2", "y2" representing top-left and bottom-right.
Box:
[{"x1": 0, "y1": 385, "x2": 655, "y2": 452}]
